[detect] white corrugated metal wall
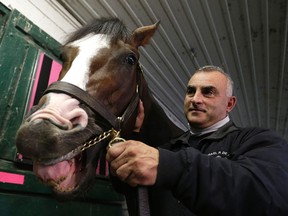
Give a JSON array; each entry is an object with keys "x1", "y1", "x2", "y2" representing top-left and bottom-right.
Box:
[{"x1": 2, "y1": 0, "x2": 288, "y2": 140}]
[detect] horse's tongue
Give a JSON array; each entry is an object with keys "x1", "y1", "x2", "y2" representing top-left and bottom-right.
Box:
[{"x1": 33, "y1": 160, "x2": 77, "y2": 189}]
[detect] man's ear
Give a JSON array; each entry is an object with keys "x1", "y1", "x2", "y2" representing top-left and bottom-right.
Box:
[{"x1": 226, "y1": 96, "x2": 237, "y2": 113}]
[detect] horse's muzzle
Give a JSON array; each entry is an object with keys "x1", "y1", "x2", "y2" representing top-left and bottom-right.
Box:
[{"x1": 16, "y1": 118, "x2": 86, "y2": 161}]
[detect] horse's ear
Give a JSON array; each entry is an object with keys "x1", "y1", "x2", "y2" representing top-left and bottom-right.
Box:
[{"x1": 131, "y1": 21, "x2": 160, "y2": 47}]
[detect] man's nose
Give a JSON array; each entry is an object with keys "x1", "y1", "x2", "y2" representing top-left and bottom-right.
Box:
[{"x1": 192, "y1": 91, "x2": 203, "y2": 104}]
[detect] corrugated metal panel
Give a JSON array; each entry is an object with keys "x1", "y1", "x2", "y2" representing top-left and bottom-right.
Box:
[
  {"x1": 1, "y1": 0, "x2": 81, "y2": 42},
  {"x1": 57, "y1": 0, "x2": 288, "y2": 140}
]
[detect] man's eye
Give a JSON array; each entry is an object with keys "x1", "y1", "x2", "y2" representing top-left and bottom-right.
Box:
[
  {"x1": 203, "y1": 90, "x2": 212, "y2": 95},
  {"x1": 186, "y1": 87, "x2": 195, "y2": 95},
  {"x1": 202, "y1": 88, "x2": 215, "y2": 96}
]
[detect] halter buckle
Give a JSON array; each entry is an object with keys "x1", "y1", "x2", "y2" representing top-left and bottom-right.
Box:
[{"x1": 108, "y1": 128, "x2": 126, "y2": 148}]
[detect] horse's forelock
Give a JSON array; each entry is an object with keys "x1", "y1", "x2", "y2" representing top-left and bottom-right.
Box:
[{"x1": 65, "y1": 17, "x2": 131, "y2": 45}]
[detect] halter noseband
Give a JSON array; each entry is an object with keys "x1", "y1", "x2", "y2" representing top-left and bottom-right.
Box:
[{"x1": 44, "y1": 81, "x2": 139, "y2": 131}]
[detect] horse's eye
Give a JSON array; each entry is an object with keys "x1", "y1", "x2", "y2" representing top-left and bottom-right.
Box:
[{"x1": 126, "y1": 54, "x2": 137, "y2": 65}]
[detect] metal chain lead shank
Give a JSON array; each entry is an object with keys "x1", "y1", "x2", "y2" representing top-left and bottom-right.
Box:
[
  {"x1": 79, "y1": 128, "x2": 126, "y2": 152},
  {"x1": 108, "y1": 129, "x2": 126, "y2": 148}
]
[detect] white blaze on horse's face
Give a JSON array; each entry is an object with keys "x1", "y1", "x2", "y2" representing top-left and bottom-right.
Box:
[
  {"x1": 61, "y1": 33, "x2": 110, "y2": 90},
  {"x1": 30, "y1": 34, "x2": 111, "y2": 130}
]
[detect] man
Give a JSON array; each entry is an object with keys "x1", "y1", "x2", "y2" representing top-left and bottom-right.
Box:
[{"x1": 106, "y1": 65, "x2": 288, "y2": 215}]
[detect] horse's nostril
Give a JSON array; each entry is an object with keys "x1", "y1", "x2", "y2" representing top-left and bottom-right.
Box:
[
  {"x1": 29, "y1": 118, "x2": 68, "y2": 130},
  {"x1": 47, "y1": 119, "x2": 70, "y2": 130},
  {"x1": 29, "y1": 118, "x2": 42, "y2": 124},
  {"x1": 67, "y1": 108, "x2": 88, "y2": 128},
  {"x1": 29, "y1": 107, "x2": 75, "y2": 130}
]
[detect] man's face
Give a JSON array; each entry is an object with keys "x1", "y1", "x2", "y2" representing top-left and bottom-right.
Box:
[{"x1": 184, "y1": 71, "x2": 236, "y2": 129}]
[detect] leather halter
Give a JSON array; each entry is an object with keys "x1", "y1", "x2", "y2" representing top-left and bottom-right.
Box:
[
  {"x1": 44, "y1": 64, "x2": 142, "y2": 132},
  {"x1": 45, "y1": 65, "x2": 150, "y2": 216}
]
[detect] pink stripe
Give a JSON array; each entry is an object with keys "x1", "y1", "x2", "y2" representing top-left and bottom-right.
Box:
[
  {"x1": 0, "y1": 172, "x2": 25, "y2": 185},
  {"x1": 96, "y1": 160, "x2": 109, "y2": 176},
  {"x1": 48, "y1": 60, "x2": 62, "y2": 85},
  {"x1": 28, "y1": 53, "x2": 44, "y2": 110}
]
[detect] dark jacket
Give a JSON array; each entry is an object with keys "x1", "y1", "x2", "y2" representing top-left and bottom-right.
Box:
[
  {"x1": 113, "y1": 121, "x2": 288, "y2": 216},
  {"x1": 153, "y1": 121, "x2": 288, "y2": 215}
]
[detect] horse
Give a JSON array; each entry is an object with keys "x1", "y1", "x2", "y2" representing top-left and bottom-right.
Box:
[{"x1": 16, "y1": 17, "x2": 183, "y2": 213}]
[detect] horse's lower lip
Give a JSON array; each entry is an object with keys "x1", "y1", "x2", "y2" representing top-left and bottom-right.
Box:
[
  {"x1": 34, "y1": 157, "x2": 82, "y2": 193},
  {"x1": 44, "y1": 175, "x2": 76, "y2": 192},
  {"x1": 53, "y1": 175, "x2": 78, "y2": 193},
  {"x1": 55, "y1": 185, "x2": 76, "y2": 192}
]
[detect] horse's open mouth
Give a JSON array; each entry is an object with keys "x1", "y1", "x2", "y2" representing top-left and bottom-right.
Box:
[
  {"x1": 33, "y1": 152, "x2": 85, "y2": 193},
  {"x1": 16, "y1": 113, "x2": 106, "y2": 196}
]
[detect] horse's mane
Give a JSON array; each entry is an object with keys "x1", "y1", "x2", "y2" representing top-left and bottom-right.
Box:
[{"x1": 65, "y1": 17, "x2": 131, "y2": 45}]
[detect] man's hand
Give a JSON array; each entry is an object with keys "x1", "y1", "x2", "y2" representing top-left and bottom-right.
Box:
[{"x1": 106, "y1": 140, "x2": 159, "y2": 187}]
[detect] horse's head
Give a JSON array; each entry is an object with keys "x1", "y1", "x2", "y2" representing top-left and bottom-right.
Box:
[{"x1": 16, "y1": 18, "x2": 159, "y2": 198}]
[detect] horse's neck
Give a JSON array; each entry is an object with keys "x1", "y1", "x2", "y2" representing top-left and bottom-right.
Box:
[
  {"x1": 136, "y1": 74, "x2": 183, "y2": 147},
  {"x1": 140, "y1": 97, "x2": 183, "y2": 147}
]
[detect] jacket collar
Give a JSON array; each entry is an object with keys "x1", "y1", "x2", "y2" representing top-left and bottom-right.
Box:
[
  {"x1": 170, "y1": 121, "x2": 238, "y2": 146},
  {"x1": 190, "y1": 116, "x2": 230, "y2": 136}
]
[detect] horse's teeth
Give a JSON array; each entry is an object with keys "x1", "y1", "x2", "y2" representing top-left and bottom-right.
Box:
[
  {"x1": 46, "y1": 179, "x2": 58, "y2": 187},
  {"x1": 38, "y1": 175, "x2": 75, "y2": 193},
  {"x1": 57, "y1": 176, "x2": 67, "y2": 183},
  {"x1": 55, "y1": 185, "x2": 75, "y2": 192}
]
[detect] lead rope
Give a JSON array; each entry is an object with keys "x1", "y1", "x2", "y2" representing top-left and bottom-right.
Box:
[
  {"x1": 134, "y1": 65, "x2": 151, "y2": 216},
  {"x1": 138, "y1": 187, "x2": 151, "y2": 216},
  {"x1": 108, "y1": 130, "x2": 151, "y2": 216}
]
